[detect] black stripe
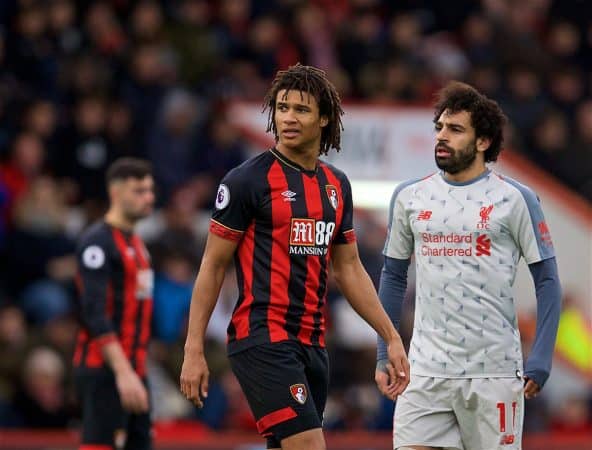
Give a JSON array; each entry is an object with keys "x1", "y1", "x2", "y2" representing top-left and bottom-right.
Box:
[
  {"x1": 248, "y1": 170, "x2": 273, "y2": 343},
  {"x1": 110, "y1": 231, "x2": 125, "y2": 351},
  {"x1": 282, "y1": 167, "x2": 308, "y2": 338},
  {"x1": 130, "y1": 239, "x2": 144, "y2": 370},
  {"x1": 79, "y1": 334, "x2": 89, "y2": 367},
  {"x1": 227, "y1": 257, "x2": 241, "y2": 341},
  {"x1": 310, "y1": 168, "x2": 337, "y2": 345}
]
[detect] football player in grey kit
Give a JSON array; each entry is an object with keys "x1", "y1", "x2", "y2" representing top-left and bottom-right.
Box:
[{"x1": 376, "y1": 82, "x2": 562, "y2": 450}]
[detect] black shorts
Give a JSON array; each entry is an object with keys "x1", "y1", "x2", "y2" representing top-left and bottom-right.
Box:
[
  {"x1": 228, "y1": 340, "x2": 329, "y2": 449},
  {"x1": 74, "y1": 368, "x2": 152, "y2": 450}
]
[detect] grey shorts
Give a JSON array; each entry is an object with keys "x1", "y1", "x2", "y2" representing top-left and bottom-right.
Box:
[{"x1": 394, "y1": 375, "x2": 524, "y2": 450}]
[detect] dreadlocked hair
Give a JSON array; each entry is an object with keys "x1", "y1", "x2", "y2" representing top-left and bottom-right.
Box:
[{"x1": 263, "y1": 63, "x2": 344, "y2": 155}]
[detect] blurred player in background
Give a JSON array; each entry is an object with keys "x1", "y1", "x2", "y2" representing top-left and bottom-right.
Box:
[
  {"x1": 73, "y1": 158, "x2": 155, "y2": 450},
  {"x1": 180, "y1": 64, "x2": 410, "y2": 450},
  {"x1": 376, "y1": 82, "x2": 562, "y2": 450}
]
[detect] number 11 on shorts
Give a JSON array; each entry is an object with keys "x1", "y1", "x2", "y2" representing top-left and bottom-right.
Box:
[{"x1": 496, "y1": 401, "x2": 517, "y2": 444}]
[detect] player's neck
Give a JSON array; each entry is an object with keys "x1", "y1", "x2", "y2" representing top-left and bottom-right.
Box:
[
  {"x1": 105, "y1": 210, "x2": 135, "y2": 232},
  {"x1": 443, "y1": 162, "x2": 488, "y2": 184},
  {"x1": 275, "y1": 143, "x2": 319, "y2": 171}
]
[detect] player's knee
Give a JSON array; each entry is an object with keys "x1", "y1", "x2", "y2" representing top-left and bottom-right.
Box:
[{"x1": 281, "y1": 428, "x2": 325, "y2": 450}]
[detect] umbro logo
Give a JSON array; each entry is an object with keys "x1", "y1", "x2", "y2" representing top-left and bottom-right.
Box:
[{"x1": 282, "y1": 190, "x2": 297, "y2": 202}]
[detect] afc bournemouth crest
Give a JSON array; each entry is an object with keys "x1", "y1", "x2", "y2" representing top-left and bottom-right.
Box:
[
  {"x1": 290, "y1": 384, "x2": 307, "y2": 404},
  {"x1": 325, "y1": 185, "x2": 338, "y2": 210}
]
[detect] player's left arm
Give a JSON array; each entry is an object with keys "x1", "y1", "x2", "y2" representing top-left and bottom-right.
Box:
[
  {"x1": 508, "y1": 183, "x2": 562, "y2": 398},
  {"x1": 331, "y1": 242, "x2": 410, "y2": 395},
  {"x1": 524, "y1": 256, "x2": 561, "y2": 398}
]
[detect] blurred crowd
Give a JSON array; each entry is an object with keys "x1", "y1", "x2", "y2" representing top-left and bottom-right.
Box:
[{"x1": 0, "y1": 0, "x2": 590, "y2": 438}]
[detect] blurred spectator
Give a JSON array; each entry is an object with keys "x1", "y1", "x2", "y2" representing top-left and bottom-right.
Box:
[
  {"x1": 130, "y1": 0, "x2": 165, "y2": 44},
  {"x1": 147, "y1": 89, "x2": 204, "y2": 204},
  {"x1": 195, "y1": 108, "x2": 247, "y2": 207},
  {"x1": 6, "y1": 346, "x2": 73, "y2": 428},
  {"x1": 0, "y1": 131, "x2": 45, "y2": 219},
  {"x1": 151, "y1": 228, "x2": 201, "y2": 343},
  {"x1": 0, "y1": 306, "x2": 28, "y2": 402},
  {"x1": 4, "y1": 176, "x2": 75, "y2": 319},
  {"x1": 546, "y1": 20, "x2": 582, "y2": 66},
  {"x1": 6, "y1": 3, "x2": 58, "y2": 96},
  {"x1": 84, "y1": 1, "x2": 127, "y2": 58},
  {"x1": 499, "y1": 65, "x2": 548, "y2": 133},
  {"x1": 293, "y1": 4, "x2": 338, "y2": 71},
  {"x1": 105, "y1": 99, "x2": 139, "y2": 157},
  {"x1": 525, "y1": 109, "x2": 571, "y2": 178},
  {"x1": 462, "y1": 13, "x2": 497, "y2": 66},
  {"x1": 166, "y1": 0, "x2": 217, "y2": 85},
  {"x1": 569, "y1": 100, "x2": 592, "y2": 199},
  {"x1": 47, "y1": 0, "x2": 81, "y2": 56},
  {"x1": 548, "y1": 67, "x2": 585, "y2": 117},
  {"x1": 53, "y1": 95, "x2": 114, "y2": 214}
]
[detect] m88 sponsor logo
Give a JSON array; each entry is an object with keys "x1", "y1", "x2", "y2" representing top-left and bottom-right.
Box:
[{"x1": 289, "y1": 218, "x2": 335, "y2": 255}]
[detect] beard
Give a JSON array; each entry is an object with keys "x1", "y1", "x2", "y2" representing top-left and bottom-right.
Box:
[
  {"x1": 124, "y1": 207, "x2": 151, "y2": 223},
  {"x1": 435, "y1": 141, "x2": 478, "y2": 175}
]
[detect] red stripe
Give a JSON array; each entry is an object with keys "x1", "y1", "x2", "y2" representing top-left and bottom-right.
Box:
[
  {"x1": 112, "y1": 229, "x2": 138, "y2": 360},
  {"x1": 131, "y1": 236, "x2": 152, "y2": 377},
  {"x1": 267, "y1": 161, "x2": 291, "y2": 343},
  {"x1": 210, "y1": 219, "x2": 243, "y2": 241},
  {"x1": 342, "y1": 229, "x2": 356, "y2": 244},
  {"x1": 297, "y1": 174, "x2": 323, "y2": 345},
  {"x1": 72, "y1": 330, "x2": 87, "y2": 366},
  {"x1": 79, "y1": 445, "x2": 113, "y2": 450},
  {"x1": 232, "y1": 222, "x2": 255, "y2": 340},
  {"x1": 85, "y1": 340, "x2": 103, "y2": 367},
  {"x1": 105, "y1": 282, "x2": 114, "y2": 318},
  {"x1": 256, "y1": 406, "x2": 297, "y2": 434}
]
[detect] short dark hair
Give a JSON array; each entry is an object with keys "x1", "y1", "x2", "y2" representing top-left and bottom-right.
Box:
[
  {"x1": 106, "y1": 157, "x2": 152, "y2": 185},
  {"x1": 433, "y1": 81, "x2": 507, "y2": 162},
  {"x1": 263, "y1": 63, "x2": 344, "y2": 156}
]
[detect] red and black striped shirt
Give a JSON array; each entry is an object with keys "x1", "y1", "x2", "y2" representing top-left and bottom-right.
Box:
[
  {"x1": 211, "y1": 148, "x2": 356, "y2": 354},
  {"x1": 73, "y1": 221, "x2": 153, "y2": 377}
]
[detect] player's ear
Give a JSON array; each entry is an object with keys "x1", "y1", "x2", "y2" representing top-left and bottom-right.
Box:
[
  {"x1": 320, "y1": 116, "x2": 328, "y2": 128},
  {"x1": 476, "y1": 136, "x2": 491, "y2": 153}
]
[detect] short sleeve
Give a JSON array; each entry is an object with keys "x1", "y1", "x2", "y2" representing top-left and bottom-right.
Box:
[
  {"x1": 333, "y1": 175, "x2": 356, "y2": 245},
  {"x1": 507, "y1": 184, "x2": 555, "y2": 264},
  {"x1": 77, "y1": 237, "x2": 115, "y2": 338},
  {"x1": 210, "y1": 168, "x2": 257, "y2": 242},
  {"x1": 383, "y1": 184, "x2": 414, "y2": 259}
]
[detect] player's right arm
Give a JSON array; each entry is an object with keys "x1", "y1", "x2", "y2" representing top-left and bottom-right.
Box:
[
  {"x1": 180, "y1": 233, "x2": 237, "y2": 407},
  {"x1": 376, "y1": 182, "x2": 415, "y2": 400},
  {"x1": 181, "y1": 170, "x2": 255, "y2": 407},
  {"x1": 77, "y1": 236, "x2": 148, "y2": 413}
]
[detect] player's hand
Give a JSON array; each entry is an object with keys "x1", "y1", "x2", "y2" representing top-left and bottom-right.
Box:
[
  {"x1": 375, "y1": 359, "x2": 397, "y2": 401},
  {"x1": 180, "y1": 350, "x2": 209, "y2": 408},
  {"x1": 523, "y1": 376, "x2": 540, "y2": 400},
  {"x1": 386, "y1": 337, "x2": 410, "y2": 398},
  {"x1": 115, "y1": 368, "x2": 149, "y2": 413}
]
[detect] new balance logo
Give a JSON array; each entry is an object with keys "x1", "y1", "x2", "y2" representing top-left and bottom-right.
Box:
[
  {"x1": 499, "y1": 434, "x2": 515, "y2": 445},
  {"x1": 476, "y1": 234, "x2": 491, "y2": 256},
  {"x1": 417, "y1": 210, "x2": 432, "y2": 220}
]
